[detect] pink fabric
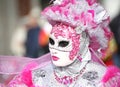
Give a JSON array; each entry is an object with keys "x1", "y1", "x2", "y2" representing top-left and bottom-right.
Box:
[
  {"x1": 102, "y1": 66, "x2": 120, "y2": 83},
  {"x1": 0, "y1": 53, "x2": 51, "y2": 86},
  {"x1": 101, "y1": 66, "x2": 120, "y2": 87},
  {"x1": 21, "y1": 62, "x2": 38, "y2": 86},
  {"x1": 0, "y1": 53, "x2": 51, "y2": 74},
  {"x1": 0, "y1": 53, "x2": 120, "y2": 87}
]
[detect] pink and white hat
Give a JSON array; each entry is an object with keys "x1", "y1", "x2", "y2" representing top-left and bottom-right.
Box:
[{"x1": 42, "y1": 0, "x2": 112, "y2": 59}]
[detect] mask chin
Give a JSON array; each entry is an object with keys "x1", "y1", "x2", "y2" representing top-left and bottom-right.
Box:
[
  {"x1": 52, "y1": 57, "x2": 77, "y2": 67},
  {"x1": 50, "y1": 48, "x2": 78, "y2": 67}
]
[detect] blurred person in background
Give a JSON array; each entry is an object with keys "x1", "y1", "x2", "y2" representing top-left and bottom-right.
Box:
[
  {"x1": 10, "y1": 18, "x2": 27, "y2": 57},
  {"x1": 10, "y1": 8, "x2": 51, "y2": 58},
  {"x1": 25, "y1": 15, "x2": 50, "y2": 58},
  {"x1": 101, "y1": 37, "x2": 117, "y2": 66},
  {"x1": 110, "y1": 12, "x2": 120, "y2": 67}
]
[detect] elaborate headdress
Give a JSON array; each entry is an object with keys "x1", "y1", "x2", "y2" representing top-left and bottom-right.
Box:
[{"x1": 42, "y1": 0, "x2": 112, "y2": 59}]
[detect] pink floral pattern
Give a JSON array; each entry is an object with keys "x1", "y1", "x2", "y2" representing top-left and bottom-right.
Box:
[{"x1": 51, "y1": 23, "x2": 80, "y2": 60}]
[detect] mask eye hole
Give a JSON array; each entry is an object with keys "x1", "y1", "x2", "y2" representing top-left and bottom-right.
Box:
[
  {"x1": 49, "y1": 38, "x2": 55, "y2": 45},
  {"x1": 59, "y1": 41, "x2": 69, "y2": 47}
]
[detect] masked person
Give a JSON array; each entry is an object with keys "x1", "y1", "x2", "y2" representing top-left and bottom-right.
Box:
[{"x1": 0, "y1": 0, "x2": 120, "y2": 87}]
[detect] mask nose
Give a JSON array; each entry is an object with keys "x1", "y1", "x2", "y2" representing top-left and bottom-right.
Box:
[
  {"x1": 50, "y1": 48, "x2": 57, "y2": 55},
  {"x1": 51, "y1": 51, "x2": 57, "y2": 55}
]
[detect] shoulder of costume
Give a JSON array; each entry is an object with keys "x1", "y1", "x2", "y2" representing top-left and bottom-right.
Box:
[{"x1": 101, "y1": 66, "x2": 120, "y2": 83}]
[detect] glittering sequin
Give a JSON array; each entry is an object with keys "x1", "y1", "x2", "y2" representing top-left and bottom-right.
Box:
[
  {"x1": 32, "y1": 69, "x2": 46, "y2": 84},
  {"x1": 82, "y1": 71, "x2": 98, "y2": 81}
]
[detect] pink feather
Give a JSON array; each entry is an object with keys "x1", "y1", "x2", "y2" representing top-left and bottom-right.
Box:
[
  {"x1": 102, "y1": 66, "x2": 120, "y2": 83},
  {"x1": 21, "y1": 62, "x2": 38, "y2": 87}
]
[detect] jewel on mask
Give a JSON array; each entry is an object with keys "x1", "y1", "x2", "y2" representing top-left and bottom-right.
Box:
[{"x1": 75, "y1": 26, "x2": 83, "y2": 34}]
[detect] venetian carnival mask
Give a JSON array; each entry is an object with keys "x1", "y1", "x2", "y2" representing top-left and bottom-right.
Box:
[{"x1": 49, "y1": 23, "x2": 90, "y2": 67}]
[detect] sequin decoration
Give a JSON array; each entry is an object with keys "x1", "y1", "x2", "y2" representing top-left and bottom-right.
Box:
[
  {"x1": 82, "y1": 71, "x2": 98, "y2": 81},
  {"x1": 32, "y1": 69, "x2": 46, "y2": 84}
]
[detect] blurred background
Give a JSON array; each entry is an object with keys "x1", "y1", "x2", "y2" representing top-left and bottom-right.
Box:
[
  {"x1": 0, "y1": 0, "x2": 52, "y2": 58},
  {"x1": 0, "y1": 0, "x2": 120, "y2": 60}
]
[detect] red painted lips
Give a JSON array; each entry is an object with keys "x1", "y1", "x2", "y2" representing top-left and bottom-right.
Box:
[{"x1": 52, "y1": 56, "x2": 59, "y2": 61}]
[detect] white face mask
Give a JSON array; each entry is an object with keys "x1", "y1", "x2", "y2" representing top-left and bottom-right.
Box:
[
  {"x1": 49, "y1": 23, "x2": 91, "y2": 67},
  {"x1": 49, "y1": 34, "x2": 76, "y2": 67}
]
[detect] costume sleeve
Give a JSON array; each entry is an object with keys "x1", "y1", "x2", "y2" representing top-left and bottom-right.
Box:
[
  {"x1": 0, "y1": 53, "x2": 51, "y2": 86},
  {"x1": 8, "y1": 62, "x2": 38, "y2": 87},
  {"x1": 101, "y1": 66, "x2": 120, "y2": 87},
  {"x1": 8, "y1": 75, "x2": 28, "y2": 87}
]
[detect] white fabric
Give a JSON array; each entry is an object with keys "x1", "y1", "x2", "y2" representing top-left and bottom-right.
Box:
[{"x1": 32, "y1": 61, "x2": 106, "y2": 87}]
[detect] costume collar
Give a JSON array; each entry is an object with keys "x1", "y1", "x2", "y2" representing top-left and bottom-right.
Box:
[{"x1": 54, "y1": 48, "x2": 91, "y2": 85}]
